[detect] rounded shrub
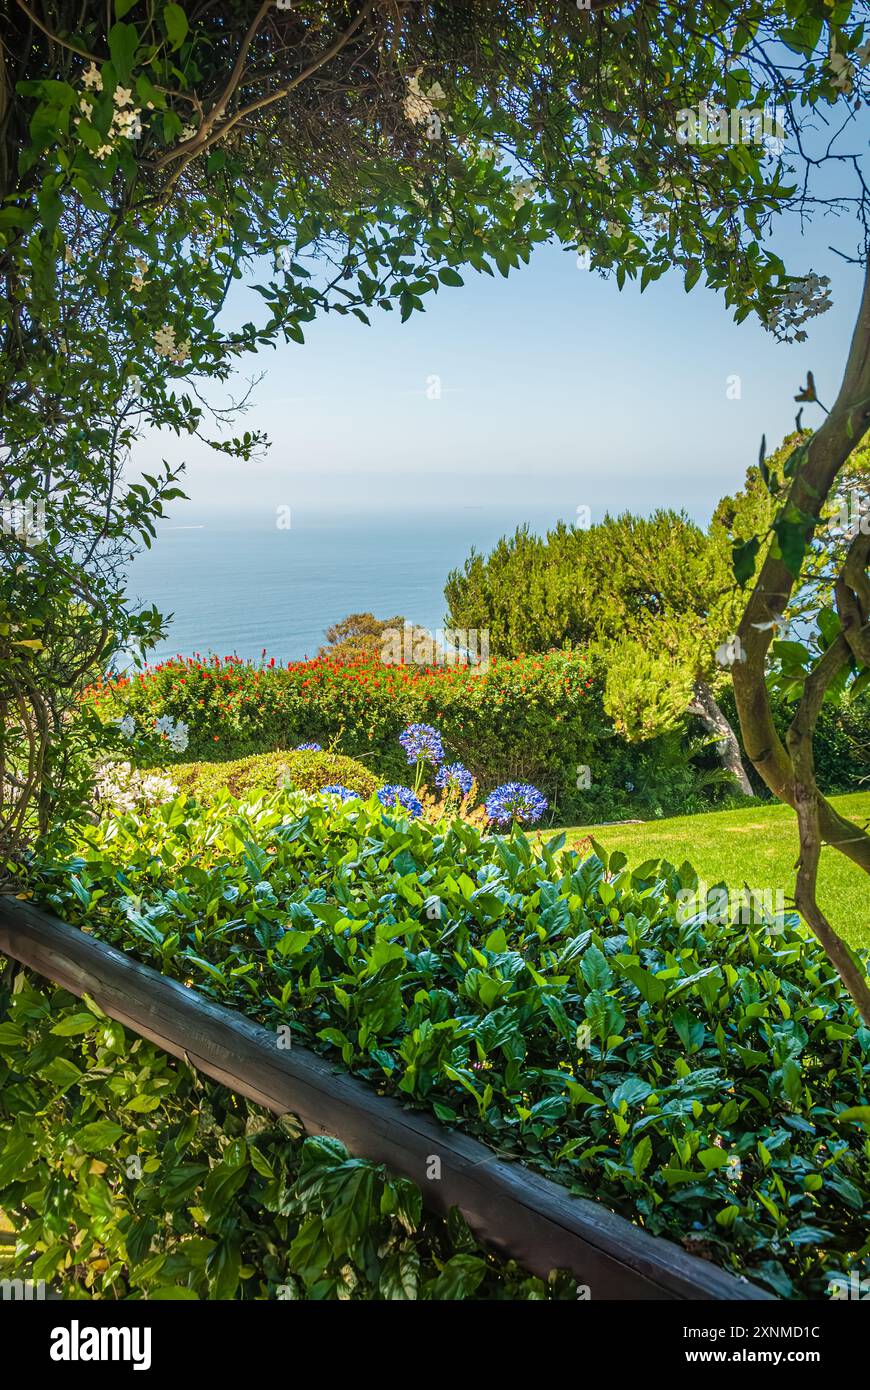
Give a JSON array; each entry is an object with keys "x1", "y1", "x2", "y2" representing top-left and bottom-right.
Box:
[{"x1": 165, "y1": 749, "x2": 382, "y2": 803}]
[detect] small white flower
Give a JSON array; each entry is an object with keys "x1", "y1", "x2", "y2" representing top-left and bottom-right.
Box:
[
  {"x1": 510, "y1": 176, "x2": 537, "y2": 209},
  {"x1": 130, "y1": 273, "x2": 147, "y2": 292},
  {"x1": 403, "y1": 70, "x2": 445, "y2": 133},
  {"x1": 94, "y1": 143, "x2": 114, "y2": 160},
  {"x1": 179, "y1": 124, "x2": 198, "y2": 142},
  {"x1": 82, "y1": 63, "x2": 103, "y2": 92},
  {"x1": 80, "y1": 99, "x2": 94, "y2": 121},
  {"x1": 114, "y1": 85, "x2": 133, "y2": 107},
  {"x1": 153, "y1": 324, "x2": 177, "y2": 357},
  {"x1": 155, "y1": 714, "x2": 189, "y2": 753},
  {"x1": 117, "y1": 714, "x2": 136, "y2": 739}
]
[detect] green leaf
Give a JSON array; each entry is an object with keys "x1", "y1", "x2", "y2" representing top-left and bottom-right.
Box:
[
  {"x1": 163, "y1": 3, "x2": 189, "y2": 50},
  {"x1": 50, "y1": 1012, "x2": 99, "y2": 1036},
  {"x1": 77, "y1": 1120, "x2": 125, "y2": 1152},
  {"x1": 732, "y1": 535, "x2": 760, "y2": 586},
  {"x1": 108, "y1": 22, "x2": 138, "y2": 80},
  {"x1": 632, "y1": 1135, "x2": 653, "y2": 1178}
]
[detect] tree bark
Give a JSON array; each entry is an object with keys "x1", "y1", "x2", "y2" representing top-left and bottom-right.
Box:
[
  {"x1": 732, "y1": 257, "x2": 870, "y2": 873},
  {"x1": 731, "y1": 256, "x2": 870, "y2": 1021},
  {"x1": 687, "y1": 679, "x2": 755, "y2": 795}
]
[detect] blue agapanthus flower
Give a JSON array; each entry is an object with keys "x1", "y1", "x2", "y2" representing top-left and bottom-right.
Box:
[
  {"x1": 485, "y1": 782, "x2": 548, "y2": 827},
  {"x1": 435, "y1": 762, "x2": 474, "y2": 797},
  {"x1": 377, "y1": 784, "x2": 424, "y2": 818},
  {"x1": 321, "y1": 785, "x2": 358, "y2": 801},
  {"x1": 398, "y1": 722, "x2": 444, "y2": 767},
  {"x1": 296, "y1": 741, "x2": 322, "y2": 751}
]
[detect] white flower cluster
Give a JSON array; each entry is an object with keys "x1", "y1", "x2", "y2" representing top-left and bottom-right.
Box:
[
  {"x1": 153, "y1": 324, "x2": 191, "y2": 364},
  {"x1": 510, "y1": 175, "x2": 538, "y2": 209},
  {"x1": 93, "y1": 761, "x2": 178, "y2": 816},
  {"x1": 156, "y1": 714, "x2": 189, "y2": 752},
  {"x1": 476, "y1": 141, "x2": 503, "y2": 164},
  {"x1": 403, "y1": 72, "x2": 446, "y2": 139},
  {"x1": 765, "y1": 272, "x2": 832, "y2": 341},
  {"x1": 77, "y1": 63, "x2": 150, "y2": 160},
  {"x1": 828, "y1": 38, "x2": 856, "y2": 94}
]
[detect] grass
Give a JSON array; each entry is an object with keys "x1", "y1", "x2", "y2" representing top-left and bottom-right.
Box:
[{"x1": 543, "y1": 791, "x2": 870, "y2": 952}]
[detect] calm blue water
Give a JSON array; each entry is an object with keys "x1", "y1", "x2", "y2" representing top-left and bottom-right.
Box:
[{"x1": 126, "y1": 504, "x2": 573, "y2": 665}]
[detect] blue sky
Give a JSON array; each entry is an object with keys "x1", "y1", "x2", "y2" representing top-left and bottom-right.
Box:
[{"x1": 133, "y1": 166, "x2": 868, "y2": 532}]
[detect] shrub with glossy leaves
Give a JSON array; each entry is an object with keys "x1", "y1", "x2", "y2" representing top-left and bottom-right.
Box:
[
  {"x1": 29, "y1": 792, "x2": 870, "y2": 1297},
  {"x1": 0, "y1": 972, "x2": 574, "y2": 1301}
]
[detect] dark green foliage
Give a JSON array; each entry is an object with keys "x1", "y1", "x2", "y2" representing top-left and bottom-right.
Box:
[
  {"x1": 30, "y1": 795, "x2": 870, "y2": 1297},
  {"x1": 0, "y1": 970, "x2": 574, "y2": 1301},
  {"x1": 716, "y1": 687, "x2": 869, "y2": 797}
]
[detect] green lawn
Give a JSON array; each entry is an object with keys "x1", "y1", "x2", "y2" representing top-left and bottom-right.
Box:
[{"x1": 542, "y1": 792, "x2": 870, "y2": 952}]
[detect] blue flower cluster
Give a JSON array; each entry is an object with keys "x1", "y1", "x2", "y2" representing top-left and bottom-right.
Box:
[
  {"x1": 296, "y1": 741, "x2": 322, "y2": 751},
  {"x1": 398, "y1": 723, "x2": 444, "y2": 767},
  {"x1": 484, "y1": 782, "x2": 548, "y2": 827},
  {"x1": 377, "y1": 784, "x2": 424, "y2": 818},
  {"x1": 321, "y1": 785, "x2": 358, "y2": 801},
  {"x1": 435, "y1": 762, "x2": 474, "y2": 797}
]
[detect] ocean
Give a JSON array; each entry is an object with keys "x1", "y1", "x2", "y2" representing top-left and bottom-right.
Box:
[{"x1": 125, "y1": 503, "x2": 574, "y2": 666}]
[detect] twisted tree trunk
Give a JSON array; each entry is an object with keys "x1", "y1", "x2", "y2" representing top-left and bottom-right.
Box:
[
  {"x1": 732, "y1": 257, "x2": 870, "y2": 1024},
  {"x1": 687, "y1": 679, "x2": 755, "y2": 796}
]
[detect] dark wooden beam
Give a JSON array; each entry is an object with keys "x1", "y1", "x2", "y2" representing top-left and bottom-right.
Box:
[{"x1": 0, "y1": 897, "x2": 772, "y2": 1300}]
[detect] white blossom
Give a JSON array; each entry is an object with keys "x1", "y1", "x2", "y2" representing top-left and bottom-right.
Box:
[
  {"x1": 93, "y1": 761, "x2": 178, "y2": 816},
  {"x1": 82, "y1": 63, "x2": 103, "y2": 92},
  {"x1": 510, "y1": 175, "x2": 538, "y2": 209},
  {"x1": 155, "y1": 714, "x2": 189, "y2": 753},
  {"x1": 765, "y1": 272, "x2": 831, "y2": 341},
  {"x1": 828, "y1": 39, "x2": 856, "y2": 94}
]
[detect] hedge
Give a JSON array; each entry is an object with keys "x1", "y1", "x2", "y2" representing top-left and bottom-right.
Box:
[
  {"x1": 166, "y1": 749, "x2": 382, "y2": 803},
  {"x1": 29, "y1": 787, "x2": 870, "y2": 1298},
  {"x1": 0, "y1": 967, "x2": 574, "y2": 1301},
  {"x1": 84, "y1": 652, "x2": 725, "y2": 823}
]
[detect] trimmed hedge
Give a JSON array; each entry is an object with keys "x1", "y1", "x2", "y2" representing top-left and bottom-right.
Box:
[
  {"x1": 0, "y1": 968, "x2": 574, "y2": 1301},
  {"x1": 85, "y1": 651, "x2": 725, "y2": 822},
  {"x1": 166, "y1": 749, "x2": 382, "y2": 803},
  {"x1": 31, "y1": 789, "x2": 870, "y2": 1298}
]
